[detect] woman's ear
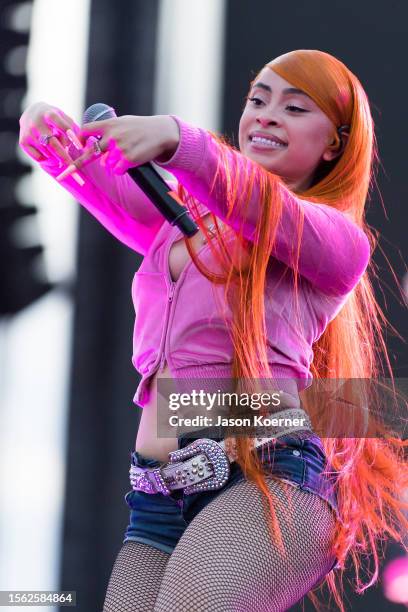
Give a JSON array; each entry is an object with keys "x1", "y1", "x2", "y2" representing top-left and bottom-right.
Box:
[{"x1": 323, "y1": 130, "x2": 349, "y2": 161}]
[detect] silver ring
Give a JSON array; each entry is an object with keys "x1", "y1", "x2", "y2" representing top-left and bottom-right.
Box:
[
  {"x1": 39, "y1": 133, "x2": 55, "y2": 146},
  {"x1": 93, "y1": 138, "x2": 102, "y2": 155}
]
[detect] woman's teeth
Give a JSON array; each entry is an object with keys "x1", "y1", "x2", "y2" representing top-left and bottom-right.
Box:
[{"x1": 250, "y1": 136, "x2": 287, "y2": 149}]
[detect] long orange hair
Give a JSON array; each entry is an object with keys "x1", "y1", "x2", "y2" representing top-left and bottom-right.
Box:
[{"x1": 178, "y1": 49, "x2": 408, "y2": 611}]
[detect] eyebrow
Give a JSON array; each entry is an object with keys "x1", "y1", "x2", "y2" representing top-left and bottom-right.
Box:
[{"x1": 251, "y1": 82, "x2": 311, "y2": 99}]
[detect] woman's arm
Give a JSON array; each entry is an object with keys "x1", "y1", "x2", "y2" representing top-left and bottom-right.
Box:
[
  {"x1": 40, "y1": 154, "x2": 172, "y2": 255},
  {"x1": 19, "y1": 103, "x2": 171, "y2": 256},
  {"x1": 155, "y1": 116, "x2": 371, "y2": 296}
]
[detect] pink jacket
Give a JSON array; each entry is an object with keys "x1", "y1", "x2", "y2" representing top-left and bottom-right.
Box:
[{"x1": 39, "y1": 116, "x2": 371, "y2": 407}]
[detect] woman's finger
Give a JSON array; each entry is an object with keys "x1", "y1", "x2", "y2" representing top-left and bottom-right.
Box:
[
  {"x1": 31, "y1": 119, "x2": 78, "y2": 166},
  {"x1": 43, "y1": 109, "x2": 77, "y2": 132},
  {"x1": 59, "y1": 109, "x2": 81, "y2": 133},
  {"x1": 66, "y1": 129, "x2": 83, "y2": 151},
  {"x1": 29, "y1": 130, "x2": 68, "y2": 166},
  {"x1": 43, "y1": 110, "x2": 80, "y2": 149},
  {"x1": 20, "y1": 142, "x2": 47, "y2": 162},
  {"x1": 69, "y1": 136, "x2": 106, "y2": 170},
  {"x1": 25, "y1": 130, "x2": 58, "y2": 162},
  {"x1": 80, "y1": 119, "x2": 111, "y2": 139},
  {"x1": 44, "y1": 134, "x2": 77, "y2": 167},
  {"x1": 69, "y1": 149, "x2": 94, "y2": 171}
]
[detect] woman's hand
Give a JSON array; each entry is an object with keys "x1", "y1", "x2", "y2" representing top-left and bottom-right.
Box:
[
  {"x1": 76, "y1": 114, "x2": 180, "y2": 174},
  {"x1": 19, "y1": 101, "x2": 81, "y2": 167}
]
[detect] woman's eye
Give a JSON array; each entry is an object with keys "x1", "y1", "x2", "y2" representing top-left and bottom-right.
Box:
[
  {"x1": 286, "y1": 105, "x2": 306, "y2": 113},
  {"x1": 247, "y1": 97, "x2": 306, "y2": 113},
  {"x1": 247, "y1": 96, "x2": 263, "y2": 106}
]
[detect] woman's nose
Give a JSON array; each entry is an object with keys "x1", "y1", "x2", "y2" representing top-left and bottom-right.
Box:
[{"x1": 256, "y1": 115, "x2": 279, "y2": 128}]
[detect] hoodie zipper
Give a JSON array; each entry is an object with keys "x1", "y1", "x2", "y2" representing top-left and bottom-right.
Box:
[
  {"x1": 168, "y1": 281, "x2": 176, "y2": 303},
  {"x1": 159, "y1": 280, "x2": 176, "y2": 372}
]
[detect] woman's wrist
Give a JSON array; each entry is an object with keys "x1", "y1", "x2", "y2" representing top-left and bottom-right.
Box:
[{"x1": 154, "y1": 115, "x2": 180, "y2": 164}]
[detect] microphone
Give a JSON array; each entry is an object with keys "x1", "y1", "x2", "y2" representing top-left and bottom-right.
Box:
[{"x1": 82, "y1": 103, "x2": 199, "y2": 238}]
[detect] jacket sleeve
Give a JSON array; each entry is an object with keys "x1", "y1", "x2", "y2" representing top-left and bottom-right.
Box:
[
  {"x1": 39, "y1": 155, "x2": 175, "y2": 256},
  {"x1": 155, "y1": 115, "x2": 371, "y2": 297}
]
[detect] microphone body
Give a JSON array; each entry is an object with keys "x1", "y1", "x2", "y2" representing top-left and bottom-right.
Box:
[{"x1": 83, "y1": 103, "x2": 199, "y2": 238}]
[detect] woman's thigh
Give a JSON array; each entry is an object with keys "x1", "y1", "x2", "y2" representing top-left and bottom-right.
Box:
[
  {"x1": 154, "y1": 477, "x2": 338, "y2": 612},
  {"x1": 103, "y1": 541, "x2": 170, "y2": 612}
]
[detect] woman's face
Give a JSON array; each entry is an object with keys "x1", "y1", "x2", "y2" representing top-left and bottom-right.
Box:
[{"x1": 239, "y1": 67, "x2": 339, "y2": 192}]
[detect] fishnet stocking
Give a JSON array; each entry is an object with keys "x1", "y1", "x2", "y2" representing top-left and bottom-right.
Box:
[
  {"x1": 104, "y1": 477, "x2": 337, "y2": 611},
  {"x1": 102, "y1": 541, "x2": 170, "y2": 611},
  {"x1": 154, "y1": 477, "x2": 337, "y2": 611}
]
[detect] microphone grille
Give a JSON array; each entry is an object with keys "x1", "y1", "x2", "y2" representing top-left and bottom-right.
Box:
[{"x1": 82, "y1": 103, "x2": 116, "y2": 124}]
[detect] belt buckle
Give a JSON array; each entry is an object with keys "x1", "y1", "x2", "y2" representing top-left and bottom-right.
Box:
[
  {"x1": 168, "y1": 438, "x2": 230, "y2": 495},
  {"x1": 129, "y1": 465, "x2": 172, "y2": 496}
]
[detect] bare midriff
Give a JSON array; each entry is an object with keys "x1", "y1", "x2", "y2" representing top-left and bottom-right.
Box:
[
  {"x1": 134, "y1": 360, "x2": 302, "y2": 463},
  {"x1": 134, "y1": 362, "x2": 180, "y2": 462}
]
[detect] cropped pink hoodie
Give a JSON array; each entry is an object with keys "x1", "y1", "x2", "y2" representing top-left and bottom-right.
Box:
[{"x1": 39, "y1": 115, "x2": 371, "y2": 407}]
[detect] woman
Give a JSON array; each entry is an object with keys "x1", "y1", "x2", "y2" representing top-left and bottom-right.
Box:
[{"x1": 19, "y1": 49, "x2": 408, "y2": 612}]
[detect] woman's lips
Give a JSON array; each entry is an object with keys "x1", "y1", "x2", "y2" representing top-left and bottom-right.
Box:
[{"x1": 248, "y1": 137, "x2": 288, "y2": 152}]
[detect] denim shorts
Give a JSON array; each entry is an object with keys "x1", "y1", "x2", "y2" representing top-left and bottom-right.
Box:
[{"x1": 123, "y1": 432, "x2": 340, "y2": 569}]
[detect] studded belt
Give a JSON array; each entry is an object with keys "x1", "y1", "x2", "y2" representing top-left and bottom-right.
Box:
[{"x1": 129, "y1": 407, "x2": 313, "y2": 496}]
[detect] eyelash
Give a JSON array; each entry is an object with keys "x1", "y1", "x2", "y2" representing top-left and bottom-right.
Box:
[{"x1": 247, "y1": 96, "x2": 306, "y2": 113}]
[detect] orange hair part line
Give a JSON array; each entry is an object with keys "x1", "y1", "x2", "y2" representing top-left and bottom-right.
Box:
[{"x1": 181, "y1": 49, "x2": 408, "y2": 612}]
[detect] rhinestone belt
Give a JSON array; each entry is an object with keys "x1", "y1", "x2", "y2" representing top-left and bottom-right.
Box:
[{"x1": 129, "y1": 408, "x2": 313, "y2": 496}]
